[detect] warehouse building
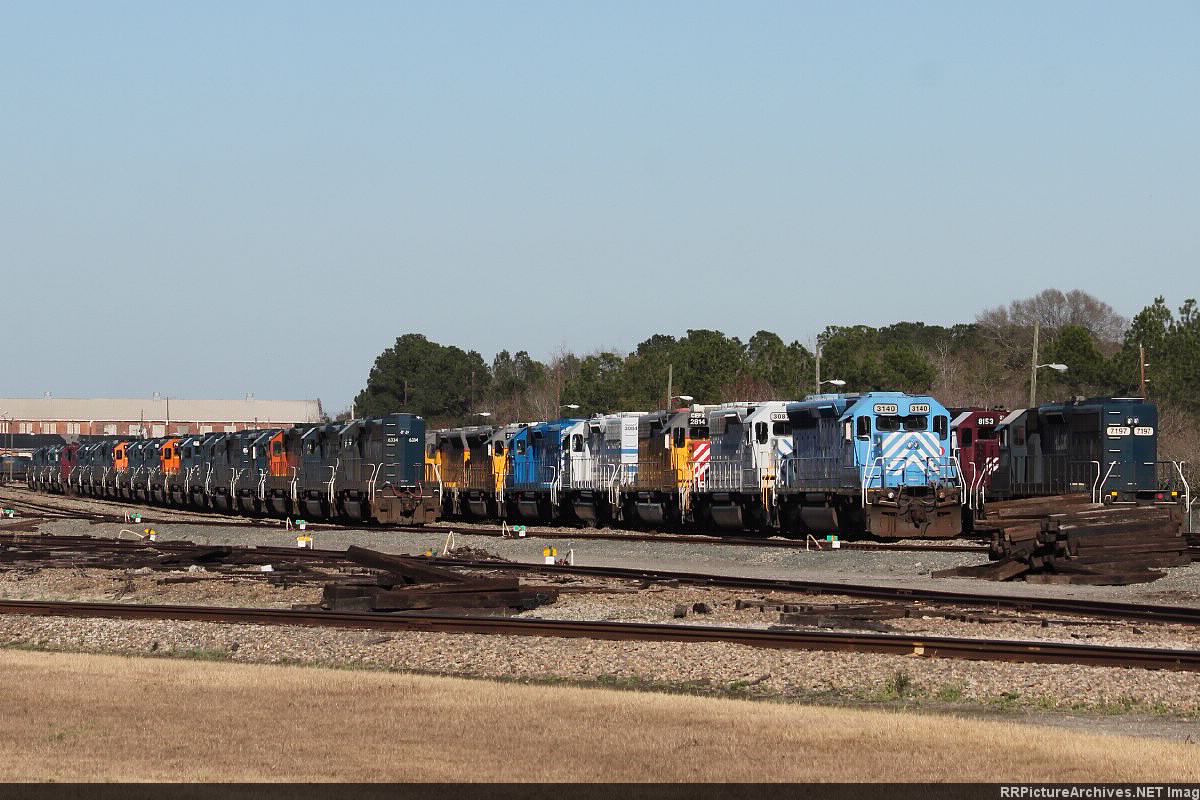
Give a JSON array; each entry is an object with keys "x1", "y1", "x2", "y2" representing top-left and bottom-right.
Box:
[{"x1": 0, "y1": 396, "x2": 324, "y2": 441}]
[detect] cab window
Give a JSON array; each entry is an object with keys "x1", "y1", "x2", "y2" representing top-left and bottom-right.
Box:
[
  {"x1": 902, "y1": 415, "x2": 928, "y2": 431},
  {"x1": 673, "y1": 427, "x2": 686, "y2": 448},
  {"x1": 772, "y1": 421, "x2": 791, "y2": 436},
  {"x1": 959, "y1": 428, "x2": 973, "y2": 447},
  {"x1": 1014, "y1": 426, "x2": 1026, "y2": 446},
  {"x1": 272, "y1": 442, "x2": 283, "y2": 456},
  {"x1": 933, "y1": 416, "x2": 948, "y2": 438},
  {"x1": 689, "y1": 426, "x2": 709, "y2": 440},
  {"x1": 515, "y1": 440, "x2": 526, "y2": 456},
  {"x1": 876, "y1": 415, "x2": 901, "y2": 432},
  {"x1": 856, "y1": 417, "x2": 871, "y2": 439},
  {"x1": 754, "y1": 422, "x2": 769, "y2": 444},
  {"x1": 572, "y1": 434, "x2": 583, "y2": 452}
]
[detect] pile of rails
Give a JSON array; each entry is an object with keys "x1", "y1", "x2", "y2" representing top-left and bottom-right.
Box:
[
  {"x1": 938, "y1": 496, "x2": 1188, "y2": 585},
  {"x1": 1, "y1": 532, "x2": 555, "y2": 611},
  {"x1": 0, "y1": 532, "x2": 344, "y2": 585},
  {"x1": 320, "y1": 546, "x2": 558, "y2": 613}
]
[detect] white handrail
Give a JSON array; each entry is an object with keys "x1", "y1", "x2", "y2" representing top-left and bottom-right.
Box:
[
  {"x1": 546, "y1": 465, "x2": 560, "y2": 507},
  {"x1": 1171, "y1": 460, "x2": 1191, "y2": 531},
  {"x1": 326, "y1": 459, "x2": 340, "y2": 504},
  {"x1": 366, "y1": 462, "x2": 382, "y2": 498},
  {"x1": 949, "y1": 455, "x2": 966, "y2": 505},
  {"x1": 861, "y1": 456, "x2": 883, "y2": 507},
  {"x1": 1088, "y1": 460, "x2": 1102, "y2": 503},
  {"x1": 1095, "y1": 461, "x2": 1117, "y2": 502}
]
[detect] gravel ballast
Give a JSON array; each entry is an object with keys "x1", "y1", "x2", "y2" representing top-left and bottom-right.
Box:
[{"x1": 2, "y1": 614, "x2": 1198, "y2": 719}]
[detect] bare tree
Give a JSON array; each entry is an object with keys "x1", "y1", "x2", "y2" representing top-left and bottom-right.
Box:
[{"x1": 978, "y1": 288, "x2": 1127, "y2": 344}]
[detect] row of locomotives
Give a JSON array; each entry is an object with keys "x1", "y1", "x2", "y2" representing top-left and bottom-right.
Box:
[
  {"x1": 776, "y1": 392, "x2": 964, "y2": 539},
  {"x1": 27, "y1": 442, "x2": 76, "y2": 493},
  {"x1": 692, "y1": 401, "x2": 793, "y2": 531},
  {"x1": 988, "y1": 397, "x2": 1188, "y2": 509},
  {"x1": 25, "y1": 413, "x2": 439, "y2": 526},
  {"x1": 559, "y1": 412, "x2": 645, "y2": 526}
]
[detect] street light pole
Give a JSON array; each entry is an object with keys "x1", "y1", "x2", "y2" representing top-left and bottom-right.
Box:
[
  {"x1": 1030, "y1": 360, "x2": 1069, "y2": 407},
  {"x1": 814, "y1": 344, "x2": 821, "y2": 395},
  {"x1": 0, "y1": 412, "x2": 10, "y2": 482}
]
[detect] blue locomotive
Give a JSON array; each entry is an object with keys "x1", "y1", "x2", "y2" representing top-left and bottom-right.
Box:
[
  {"x1": 777, "y1": 392, "x2": 962, "y2": 538},
  {"x1": 506, "y1": 418, "x2": 582, "y2": 521}
]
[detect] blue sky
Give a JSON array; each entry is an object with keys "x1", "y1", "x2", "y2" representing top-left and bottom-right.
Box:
[{"x1": 2, "y1": 1, "x2": 1197, "y2": 413}]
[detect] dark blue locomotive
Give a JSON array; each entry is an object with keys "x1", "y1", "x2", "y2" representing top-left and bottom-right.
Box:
[
  {"x1": 989, "y1": 397, "x2": 1182, "y2": 505},
  {"x1": 26, "y1": 413, "x2": 437, "y2": 525}
]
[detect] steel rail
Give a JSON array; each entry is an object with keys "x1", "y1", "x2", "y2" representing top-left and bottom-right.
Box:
[
  {"x1": 430, "y1": 558, "x2": 1200, "y2": 627},
  {"x1": 1, "y1": 489, "x2": 988, "y2": 552},
  {"x1": 0, "y1": 598, "x2": 1195, "y2": 671},
  {"x1": 2, "y1": 531, "x2": 1198, "y2": 626}
]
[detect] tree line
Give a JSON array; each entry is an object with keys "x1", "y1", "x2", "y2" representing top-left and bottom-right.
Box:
[{"x1": 351, "y1": 289, "x2": 1200, "y2": 487}]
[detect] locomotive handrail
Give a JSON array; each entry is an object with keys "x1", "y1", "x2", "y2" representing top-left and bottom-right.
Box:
[
  {"x1": 862, "y1": 456, "x2": 884, "y2": 507},
  {"x1": 974, "y1": 461, "x2": 988, "y2": 510},
  {"x1": 608, "y1": 464, "x2": 624, "y2": 508},
  {"x1": 1095, "y1": 461, "x2": 1118, "y2": 503},
  {"x1": 366, "y1": 462, "x2": 382, "y2": 499},
  {"x1": 966, "y1": 461, "x2": 980, "y2": 511},
  {"x1": 1088, "y1": 460, "x2": 1102, "y2": 503},
  {"x1": 230, "y1": 468, "x2": 244, "y2": 499},
  {"x1": 326, "y1": 460, "x2": 340, "y2": 504},
  {"x1": 289, "y1": 467, "x2": 299, "y2": 502},
  {"x1": 257, "y1": 469, "x2": 267, "y2": 501},
  {"x1": 948, "y1": 455, "x2": 967, "y2": 505},
  {"x1": 1167, "y1": 460, "x2": 1192, "y2": 532},
  {"x1": 546, "y1": 465, "x2": 560, "y2": 507},
  {"x1": 431, "y1": 463, "x2": 444, "y2": 500}
]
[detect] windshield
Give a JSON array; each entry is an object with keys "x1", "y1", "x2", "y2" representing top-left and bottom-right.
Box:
[{"x1": 876, "y1": 415, "x2": 901, "y2": 432}]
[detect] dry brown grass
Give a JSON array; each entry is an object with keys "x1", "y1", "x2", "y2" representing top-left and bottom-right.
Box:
[{"x1": 0, "y1": 648, "x2": 1196, "y2": 782}]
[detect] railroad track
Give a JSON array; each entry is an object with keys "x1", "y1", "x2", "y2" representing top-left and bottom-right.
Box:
[
  {"x1": 0, "y1": 597, "x2": 1195, "y2": 671},
  {"x1": 3, "y1": 531, "x2": 1199, "y2": 627},
  {"x1": 0, "y1": 490, "x2": 989, "y2": 553}
]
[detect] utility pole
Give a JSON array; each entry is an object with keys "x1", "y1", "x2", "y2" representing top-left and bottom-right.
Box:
[
  {"x1": 1029, "y1": 320, "x2": 1039, "y2": 408},
  {"x1": 1140, "y1": 343, "x2": 1147, "y2": 399},
  {"x1": 666, "y1": 364, "x2": 673, "y2": 409}
]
